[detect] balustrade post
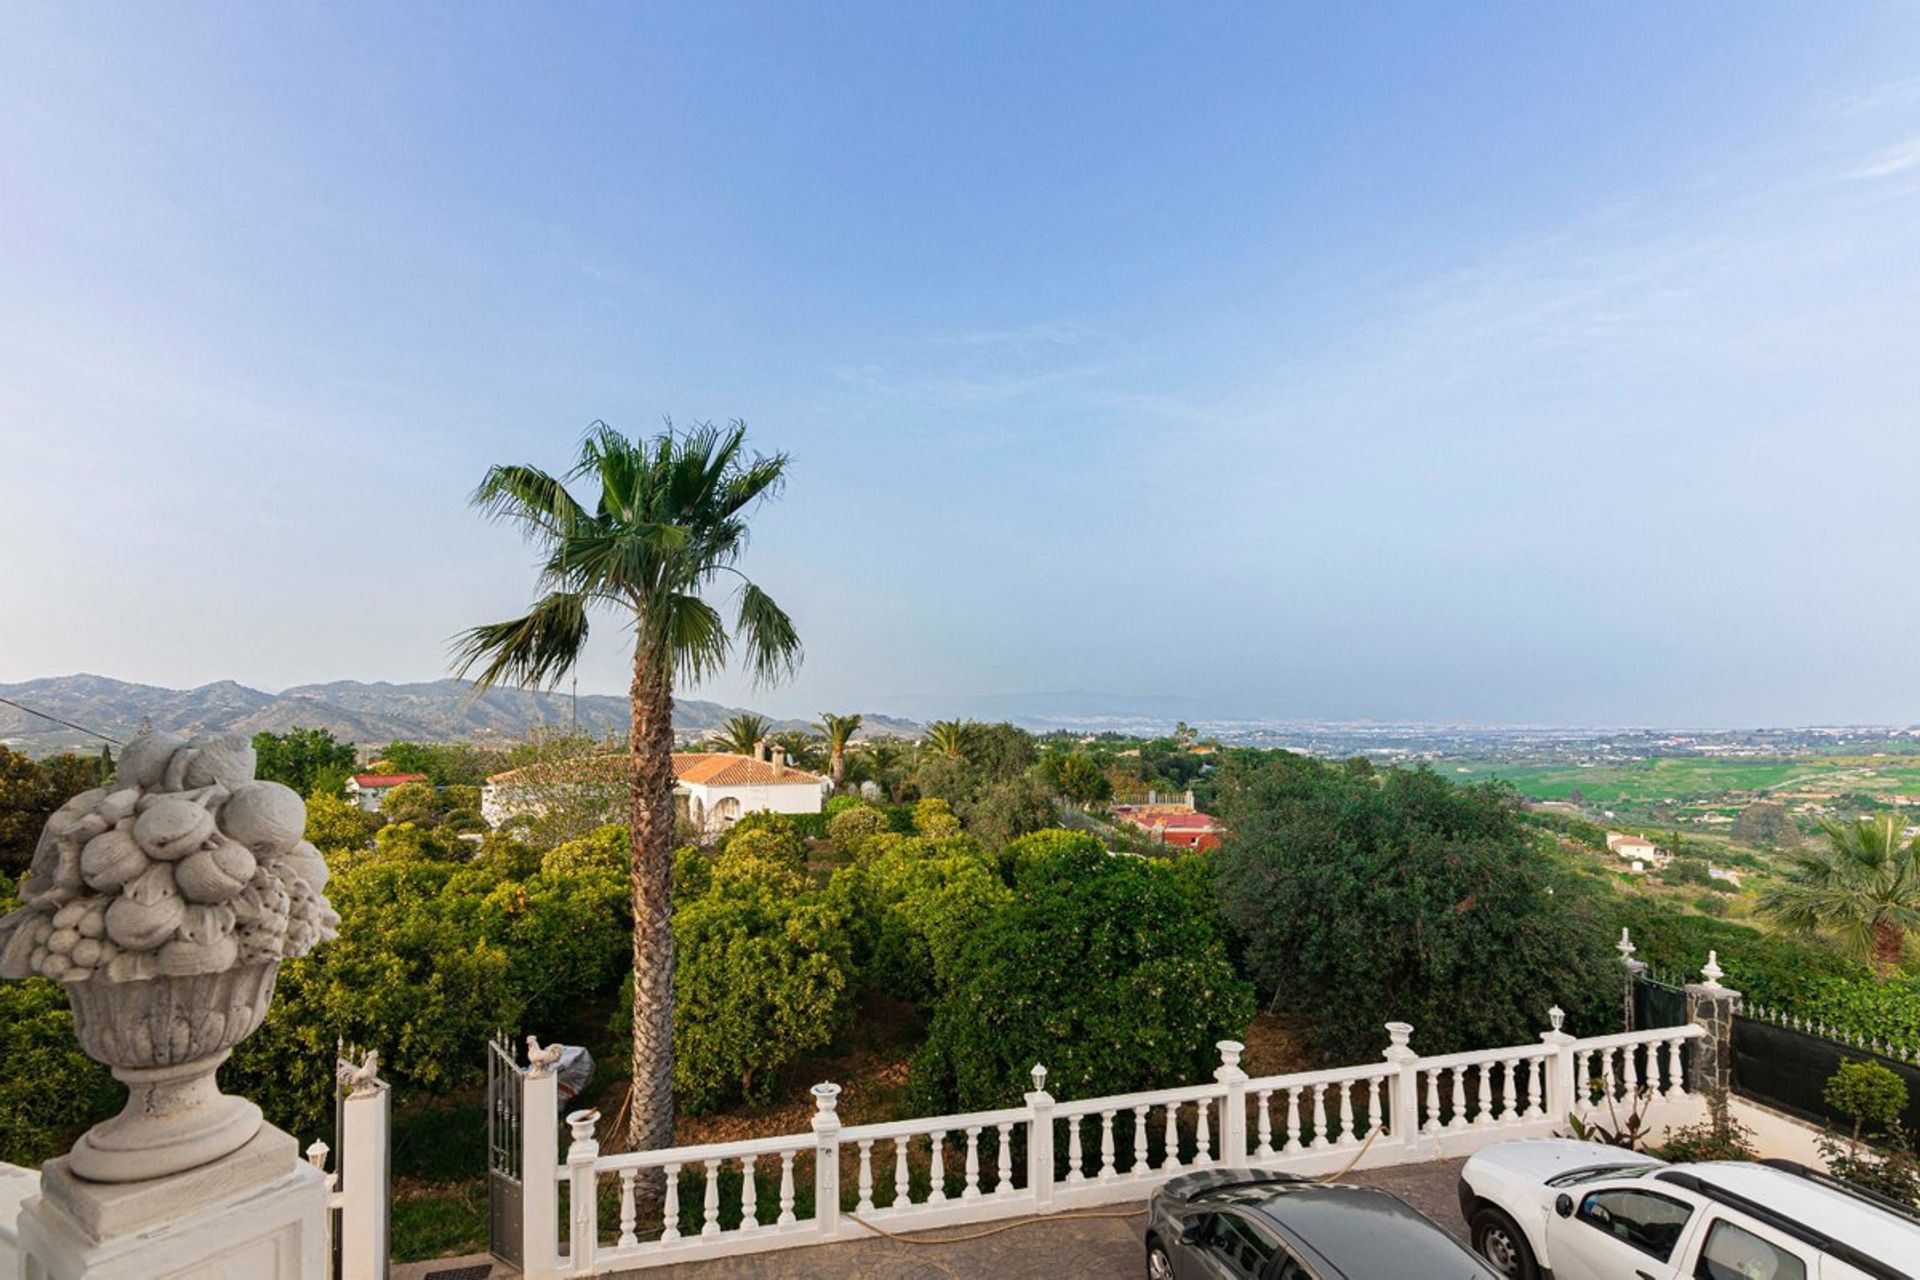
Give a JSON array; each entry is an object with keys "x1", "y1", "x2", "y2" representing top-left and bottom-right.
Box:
[
  {"x1": 812, "y1": 1083, "x2": 844, "y2": 1238},
  {"x1": 1214, "y1": 1041, "x2": 1249, "y2": 1163},
  {"x1": 1382, "y1": 1022, "x2": 1422, "y2": 1153},
  {"x1": 1541, "y1": 1005, "x2": 1578, "y2": 1124},
  {"x1": 338, "y1": 1076, "x2": 390, "y2": 1280},
  {"x1": 567, "y1": 1110, "x2": 602, "y2": 1272},
  {"x1": 1025, "y1": 1064, "x2": 1055, "y2": 1208},
  {"x1": 522, "y1": 1065, "x2": 562, "y2": 1280},
  {"x1": 1618, "y1": 928, "x2": 1647, "y2": 1031}
]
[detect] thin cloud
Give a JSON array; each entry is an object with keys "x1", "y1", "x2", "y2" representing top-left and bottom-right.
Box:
[{"x1": 1847, "y1": 135, "x2": 1920, "y2": 180}]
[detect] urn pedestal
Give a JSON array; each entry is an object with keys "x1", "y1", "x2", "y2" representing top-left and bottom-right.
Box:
[
  {"x1": 17, "y1": 1127, "x2": 329, "y2": 1280},
  {"x1": 64, "y1": 963, "x2": 279, "y2": 1183}
]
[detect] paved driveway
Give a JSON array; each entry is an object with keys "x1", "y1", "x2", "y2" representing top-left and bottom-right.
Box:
[{"x1": 616, "y1": 1158, "x2": 1469, "y2": 1280}]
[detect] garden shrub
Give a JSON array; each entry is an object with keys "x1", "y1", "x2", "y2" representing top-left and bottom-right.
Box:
[
  {"x1": 997, "y1": 828, "x2": 1105, "y2": 886},
  {"x1": 669, "y1": 857, "x2": 854, "y2": 1112},
  {"x1": 719, "y1": 826, "x2": 807, "y2": 877},
  {"x1": 228, "y1": 851, "x2": 629, "y2": 1139},
  {"x1": 539, "y1": 823, "x2": 627, "y2": 877},
  {"x1": 1819, "y1": 1060, "x2": 1920, "y2": 1205},
  {"x1": 827, "y1": 803, "x2": 891, "y2": 856},
  {"x1": 1213, "y1": 754, "x2": 1618, "y2": 1061},
  {"x1": 911, "y1": 798, "x2": 962, "y2": 837},
  {"x1": 859, "y1": 835, "x2": 1009, "y2": 998},
  {"x1": 909, "y1": 842, "x2": 1252, "y2": 1112}
]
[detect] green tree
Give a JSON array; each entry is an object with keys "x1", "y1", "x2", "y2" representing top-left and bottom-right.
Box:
[
  {"x1": 716, "y1": 713, "x2": 772, "y2": 757},
  {"x1": 834, "y1": 834, "x2": 1009, "y2": 999},
  {"x1": 816, "y1": 713, "x2": 863, "y2": 793},
  {"x1": 1213, "y1": 753, "x2": 1617, "y2": 1061},
  {"x1": 910, "y1": 837, "x2": 1252, "y2": 1111},
  {"x1": 849, "y1": 740, "x2": 909, "y2": 802},
  {"x1": 251, "y1": 728, "x2": 358, "y2": 798},
  {"x1": 0, "y1": 747, "x2": 106, "y2": 876},
  {"x1": 960, "y1": 775, "x2": 1056, "y2": 849},
  {"x1": 1761, "y1": 814, "x2": 1920, "y2": 976},
  {"x1": 827, "y1": 803, "x2": 891, "y2": 856},
  {"x1": 668, "y1": 854, "x2": 853, "y2": 1111},
  {"x1": 454, "y1": 420, "x2": 801, "y2": 1154},
  {"x1": 1041, "y1": 752, "x2": 1113, "y2": 807},
  {"x1": 378, "y1": 741, "x2": 506, "y2": 787},
  {"x1": 912, "y1": 797, "x2": 962, "y2": 837},
  {"x1": 1732, "y1": 801, "x2": 1800, "y2": 849},
  {"x1": 922, "y1": 719, "x2": 977, "y2": 763}
]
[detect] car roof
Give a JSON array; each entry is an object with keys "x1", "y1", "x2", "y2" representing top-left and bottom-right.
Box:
[
  {"x1": 1663, "y1": 1162, "x2": 1920, "y2": 1268},
  {"x1": 1227, "y1": 1183, "x2": 1497, "y2": 1279}
]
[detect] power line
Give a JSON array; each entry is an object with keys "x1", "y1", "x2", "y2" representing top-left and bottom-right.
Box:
[{"x1": 0, "y1": 696, "x2": 124, "y2": 747}]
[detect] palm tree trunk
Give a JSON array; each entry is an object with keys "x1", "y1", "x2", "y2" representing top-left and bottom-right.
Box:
[
  {"x1": 829, "y1": 747, "x2": 845, "y2": 793},
  {"x1": 1872, "y1": 919, "x2": 1905, "y2": 977},
  {"x1": 627, "y1": 640, "x2": 678, "y2": 1155}
]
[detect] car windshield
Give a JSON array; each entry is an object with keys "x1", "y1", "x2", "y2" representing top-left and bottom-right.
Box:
[{"x1": 1547, "y1": 1164, "x2": 1655, "y2": 1188}]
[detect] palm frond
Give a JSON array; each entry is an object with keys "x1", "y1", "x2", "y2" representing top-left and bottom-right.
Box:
[
  {"x1": 662, "y1": 593, "x2": 731, "y2": 685},
  {"x1": 450, "y1": 591, "x2": 591, "y2": 690},
  {"x1": 735, "y1": 582, "x2": 802, "y2": 685},
  {"x1": 470, "y1": 464, "x2": 587, "y2": 541}
]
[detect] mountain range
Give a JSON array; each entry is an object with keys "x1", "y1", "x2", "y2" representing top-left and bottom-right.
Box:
[{"x1": 0, "y1": 675, "x2": 921, "y2": 757}]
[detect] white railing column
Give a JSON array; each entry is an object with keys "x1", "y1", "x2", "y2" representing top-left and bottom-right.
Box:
[
  {"x1": 1215, "y1": 1041, "x2": 1248, "y2": 1163},
  {"x1": 1382, "y1": 1022, "x2": 1422, "y2": 1153},
  {"x1": 522, "y1": 1064, "x2": 561, "y2": 1280},
  {"x1": 1542, "y1": 1005, "x2": 1578, "y2": 1123},
  {"x1": 1025, "y1": 1065, "x2": 1055, "y2": 1207},
  {"x1": 338, "y1": 1078, "x2": 390, "y2": 1280},
  {"x1": 812, "y1": 1083, "x2": 843, "y2": 1237},
  {"x1": 566, "y1": 1110, "x2": 601, "y2": 1272}
]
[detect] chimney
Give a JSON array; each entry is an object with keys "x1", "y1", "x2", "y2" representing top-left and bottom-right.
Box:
[{"x1": 771, "y1": 744, "x2": 787, "y2": 775}]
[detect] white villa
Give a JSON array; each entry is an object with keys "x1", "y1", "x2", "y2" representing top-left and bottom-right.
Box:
[
  {"x1": 481, "y1": 743, "x2": 825, "y2": 836},
  {"x1": 344, "y1": 771, "x2": 428, "y2": 812}
]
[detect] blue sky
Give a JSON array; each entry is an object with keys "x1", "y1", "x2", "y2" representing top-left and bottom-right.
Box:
[{"x1": 3, "y1": 4, "x2": 1918, "y2": 725}]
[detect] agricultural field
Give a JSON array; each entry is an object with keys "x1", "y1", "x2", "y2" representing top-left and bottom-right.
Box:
[{"x1": 1449, "y1": 754, "x2": 1920, "y2": 809}]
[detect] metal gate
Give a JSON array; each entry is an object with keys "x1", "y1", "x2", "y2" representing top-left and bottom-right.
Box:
[{"x1": 487, "y1": 1035, "x2": 526, "y2": 1270}]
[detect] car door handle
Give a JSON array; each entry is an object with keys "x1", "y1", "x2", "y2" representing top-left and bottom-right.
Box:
[{"x1": 1636, "y1": 1272, "x2": 1654, "y2": 1280}]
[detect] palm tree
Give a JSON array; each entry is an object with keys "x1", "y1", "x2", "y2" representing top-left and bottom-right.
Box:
[
  {"x1": 923, "y1": 718, "x2": 976, "y2": 763},
  {"x1": 454, "y1": 420, "x2": 800, "y2": 1155},
  {"x1": 717, "y1": 712, "x2": 771, "y2": 757},
  {"x1": 1760, "y1": 813, "x2": 1920, "y2": 976},
  {"x1": 849, "y1": 740, "x2": 906, "y2": 801},
  {"x1": 816, "y1": 713, "x2": 863, "y2": 792}
]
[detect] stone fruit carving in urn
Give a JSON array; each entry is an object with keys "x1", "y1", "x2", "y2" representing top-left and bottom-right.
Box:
[{"x1": 0, "y1": 730, "x2": 339, "y2": 1182}]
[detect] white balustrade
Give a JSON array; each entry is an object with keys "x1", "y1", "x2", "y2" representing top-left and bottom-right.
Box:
[{"x1": 520, "y1": 1023, "x2": 1705, "y2": 1275}]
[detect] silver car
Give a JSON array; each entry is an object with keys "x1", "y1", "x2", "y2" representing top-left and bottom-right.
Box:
[{"x1": 1145, "y1": 1168, "x2": 1500, "y2": 1279}]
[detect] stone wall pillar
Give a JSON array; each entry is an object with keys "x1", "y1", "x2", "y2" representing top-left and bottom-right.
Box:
[{"x1": 1683, "y1": 951, "x2": 1741, "y2": 1096}]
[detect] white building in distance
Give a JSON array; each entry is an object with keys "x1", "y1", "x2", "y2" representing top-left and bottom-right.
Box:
[{"x1": 482, "y1": 743, "x2": 824, "y2": 837}]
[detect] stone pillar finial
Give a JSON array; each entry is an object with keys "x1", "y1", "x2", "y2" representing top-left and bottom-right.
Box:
[
  {"x1": 1701, "y1": 950, "x2": 1724, "y2": 988},
  {"x1": 810, "y1": 1082, "x2": 842, "y2": 1128},
  {"x1": 1385, "y1": 1021, "x2": 1413, "y2": 1050},
  {"x1": 1617, "y1": 928, "x2": 1637, "y2": 964}
]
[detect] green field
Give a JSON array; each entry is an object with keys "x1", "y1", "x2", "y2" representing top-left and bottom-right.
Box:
[{"x1": 1447, "y1": 755, "x2": 1920, "y2": 804}]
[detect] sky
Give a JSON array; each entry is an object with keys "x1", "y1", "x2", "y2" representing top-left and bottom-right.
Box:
[{"x1": 2, "y1": 4, "x2": 1919, "y2": 727}]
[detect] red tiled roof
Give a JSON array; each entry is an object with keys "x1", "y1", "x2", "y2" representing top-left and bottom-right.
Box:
[
  {"x1": 671, "y1": 752, "x2": 822, "y2": 787},
  {"x1": 351, "y1": 773, "x2": 428, "y2": 788}
]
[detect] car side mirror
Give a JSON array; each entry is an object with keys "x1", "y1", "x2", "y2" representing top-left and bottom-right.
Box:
[
  {"x1": 1179, "y1": 1217, "x2": 1207, "y2": 1245},
  {"x1": 1554, "y1": 1194, "x2": 1574, "y2": 1219}
]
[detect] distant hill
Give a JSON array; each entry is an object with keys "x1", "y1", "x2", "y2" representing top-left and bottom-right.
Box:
[{"x1": 0, "y1": 674, "x2": 920, "y2": 757}]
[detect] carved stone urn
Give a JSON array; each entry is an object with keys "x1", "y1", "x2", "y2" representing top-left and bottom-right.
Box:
[{"x1": 0, "y1": 730, "x2": 338, "y2": 1183}]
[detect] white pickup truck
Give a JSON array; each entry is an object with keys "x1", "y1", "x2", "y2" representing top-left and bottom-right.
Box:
[{"x1": 1456, "y1": 1139, "x2": 1920, "y2": 1280}]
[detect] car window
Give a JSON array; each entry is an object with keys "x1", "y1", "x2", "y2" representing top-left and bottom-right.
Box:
[
  {"x1": 1694, "y1": 1219, "x2": 1807, "y2": 1280},
  {"x1": 1205, "y1": 1212, "x2": 1279, "y2": 1279},
  {"x1": 1577, "y1": 1188, "x2": 1694, "y2": 1261},
  {"x1": 1273, "y1": 1252, "x2": 1314, "y2": 1280}
]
